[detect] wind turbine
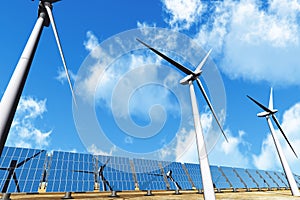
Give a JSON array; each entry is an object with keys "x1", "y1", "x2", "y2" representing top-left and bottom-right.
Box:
[
  {"x1": 247, "y1": 88, "x2": 299, "y2": 196},
  {"x1": 0, "y1": 0, "x2": 76, "y2": 156},
  {"x1": 137, "y1": 38, "x2": 228, "y2": 200}
]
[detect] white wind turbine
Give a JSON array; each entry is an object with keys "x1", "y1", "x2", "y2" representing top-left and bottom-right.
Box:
[
  {"x1": 137, "y1": 38, "x2": 228, "y2": 200},
  {"x1": 247, "y1": 88, "x2": 299, "y2": 196},
  {"x1": 0, "y1": 0, "x2": 76, "y2": 156}
]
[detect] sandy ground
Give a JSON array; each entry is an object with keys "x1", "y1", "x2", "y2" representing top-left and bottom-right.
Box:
[{"x1": 3, "y1": 189, "x2": 300, "y2": 200}]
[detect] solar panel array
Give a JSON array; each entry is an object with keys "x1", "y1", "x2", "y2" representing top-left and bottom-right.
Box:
[
  {"x1": 184, "y1": 163, "x2": 203, "y2": 190},
  {"x1": 46, "y1": 151, "x2": 95, "y2": 192},
  {"x1": 97, "y1": 155, "x2": 135, "y2": 191},
  {"x1": 0, "y1": 147, "x2": 46, "y2": 193},
  {"x1": 163, "y1": 162, "x2": 192, "y2": 190},
  {"x1": 1, "y1": 146, "x2": 300, "y2": 194},
  {"x1": 133, "y1": 158, "x2": 166, "y2": 190},
  {"x1": 220, "y1": 166, "x2": 245, "y2": 190}
]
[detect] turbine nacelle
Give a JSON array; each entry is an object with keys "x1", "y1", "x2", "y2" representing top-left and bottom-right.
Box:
[
  {"x1": 180, "y1": 74, "x2": 193, "y2": 85},
  {"x1": 257, "y1": 109, "x2": 278, "y2": 117}
]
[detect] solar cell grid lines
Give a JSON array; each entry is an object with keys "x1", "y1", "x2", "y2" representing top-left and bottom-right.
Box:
[
  {"x1": 163, "y1": 162, "x2": 192, "y2": 190},
  {"x1": 133, "y1": 158, "x2": 166, "y2": 190},
  {"x1": 219, "y1": 166, "x2": 246, "y2": 190},
  {"x1": 184, "y1": 163, "x2": 203, "y2": 190},
  {"x1": 257, "y1": 170, "x2": 278, "y2": 189},
  {"x1": 246, "y1": 169, "x2": 268, "y2": 189},
  {"x1": 46, "y1": 151, "x2": 95, "y2": 192},
  {"x1": 210, "y1": 166, "x2": 231, "y2": 190},
  {"x1": 0, "y1": 147, "x2": 46, "y2": 193},
  {"x1": 266, "y1": 171, "x2": 287, "y2": 188},
  {"x1": 233, "y1": 167, "x2": 258, "y2": 189}
]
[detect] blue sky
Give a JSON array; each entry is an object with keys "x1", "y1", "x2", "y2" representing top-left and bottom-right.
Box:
[{"x1": 1, "y1": 0, "x2": 300, "y2": 174}]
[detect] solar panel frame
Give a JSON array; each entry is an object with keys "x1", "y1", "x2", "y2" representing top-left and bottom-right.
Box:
[
  {"x1": 220, "y1": 166, "x2": 246, "y2": 190},
  {"x1": 256, "y1": 170, "x2": 278, "y2": 188},
  {"x1": 183, "y1": 163, "x2": 203, "y2": 190},
  {"x1": 0, "y1": 147, "x2": 46, "y2": 194},
  {"x1": 46, "y1": 151, "x2": 95, "y2": 192},
  {"x1": 246, "y1": 169, "x2": 268, "y2": 189},
  {"x1": 233, "y1": 167, "x2": 257, "y2": 189},
  {"x1": 210, "y1": 165, "x2": 231, "y2": 190},
  {"x1": 163, "y1": 162, "x2": 192, "y2": 190}
]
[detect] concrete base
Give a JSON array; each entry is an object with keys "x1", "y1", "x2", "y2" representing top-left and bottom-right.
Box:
[
  {"x1": 1, "y1": 193, "x2": 11, "y2": 200},
  {"x1": 61, "y1": 192, "x2": 73, "y2": 199}
]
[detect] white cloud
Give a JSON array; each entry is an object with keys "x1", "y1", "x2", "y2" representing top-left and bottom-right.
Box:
[
  {"x1": 7, "y1": 96, "x2": 51, "y2": 149},
  {"x1": 55, "y1": 66, "x2": 77, "y2": 84},
  {"x1": 162, "y1": 0, "x2": 205, "y2": 30},
  {"x1": 162, "y1": 0, "x2": 300, "y2": 86},
  {"x1": 252, "y1": 102, "x2": 300, "y2": 174}
]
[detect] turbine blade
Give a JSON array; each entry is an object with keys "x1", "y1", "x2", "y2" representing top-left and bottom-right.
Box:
[
  {"x1": 136, "y1": 38, "x2": 194, "y2": 75},
  {"x1": 73, "y1": 170, "x2": 94, "y2": 174},
  {"x1": 13, "y1": 173, "x2": 20, "y2": 193},
  {"x1": 269, "y1": 88, "x2": 274, "y2": 110},
  {"x1": 196, "y1": 78, "x2": 228, "y2": 142},
  {"x1": 247, "y1": 95, "x2": 272, "y2": 113},
  {"x1": 16, "y1": 150, "x2": 45, "y2": 168},
  {"x1": 45, "y1": 5, "x2": 77, "y2": 106},
  {"x1": 272, "y1": 115, "x2": 298, "y2": 158},
  {"x1": 194, "y1": 49, "x2": 212, "y2": 74}
]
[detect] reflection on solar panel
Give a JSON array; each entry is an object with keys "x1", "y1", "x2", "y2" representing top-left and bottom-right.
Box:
[
  {"x1": 266, "y1": 171, "x2": 287, "y2": 188},
  {"x1": 97, "y1": 155, "x2": 135, "y2": 191},
  {"x1": 246, "y1": 169, "x2": 268, "y2": 189},
  {"x1": 274, "y1": 172, "x2": 289, "y2": 188},
  {"x1": 0, "y1": 147, "x2": 46, "y2": 193},
  {"x1": 163, "y1": 162, "x2": 192, "y2": 190},
  {"x1": 220, "y1": 166, "x2": 245, "y2": 190},
  {"x1": 133, "y1": 158, "x2": 166, "y2": 190},
  {"x1": 184, "y1": 163, "x2": 203, "y2": 190},
  {"x1": 257, "y1": 170, "x2": 278, "y2": 188},
  {"x1": 234, "y1": 168, "x2": 257, "y2": 189},
  {"x1": 46, "y1": 151, "x2": 94, "y2": 192},
  {"x1": 210, "y1": 166, "x2": 230, "y2": 190}
]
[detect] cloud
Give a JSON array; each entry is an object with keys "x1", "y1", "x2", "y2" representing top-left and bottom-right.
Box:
[
  {"x1": 252, "y1": 102, "x2": 300, "y2": 174},
  {"x1": 162, "y1": 0, "x2": 300, "y2": 86},
  {"x1": 7, "y1": 96, "x2": 51, "y2": 149},
  {"x1": 55, "y1": 66, "x2": 77, "y2": 85}
]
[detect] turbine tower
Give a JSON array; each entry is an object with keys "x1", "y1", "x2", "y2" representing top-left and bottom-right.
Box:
[
  {"x1": 0, "y1": 0, "x2": 76, "y2": 156},
  {"x1": 137, "y1": 38, "x2": 228, "y2": 200},
  {"x1": 247, "y1": 88, "x2": 299, "y2": 196}
]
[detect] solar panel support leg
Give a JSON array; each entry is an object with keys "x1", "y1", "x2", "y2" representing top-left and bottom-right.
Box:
[
  {"x1": 61, "y1": 192, "x2": 73, "y2": 199},
  {"x1": 197, "y1": 189, "x2": 203, "y2": 194},
  {"x1": 174, "y1": 189, "x2": 181, "y2": 195},
  {"x1": 1, "y1": 193, "x2": 11, "y2": 200},
  {"x1": 145, "y1": 190, "x2": 153, "y2": 196},
  {"x1": 109, "y1": 190, "x2": 118, "y2": 197}
]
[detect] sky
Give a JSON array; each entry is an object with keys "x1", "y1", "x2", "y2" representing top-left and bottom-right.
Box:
[{"x1": 1, "y1": 0, "x2": 300, "y2": 174}]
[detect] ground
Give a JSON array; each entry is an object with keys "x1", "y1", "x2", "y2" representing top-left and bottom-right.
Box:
[{"x1": 4, "y1": 190, "x2": 300, "y2": 200}]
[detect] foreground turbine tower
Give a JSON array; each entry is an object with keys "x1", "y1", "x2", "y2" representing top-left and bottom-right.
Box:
[
  {"x1": 247, "y1": 88, "x2": 299, "y2": 196},
  {"x1": 137, "y1": 39, "x2": 228, "y2": 200},
  {"x1": 0, "y1": 0, "x2": 76, "y2": 156}
]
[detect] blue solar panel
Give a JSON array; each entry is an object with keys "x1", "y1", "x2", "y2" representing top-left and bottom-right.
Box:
[
  {"x1": 246, "y1": 169, "x2": 268, "y2": 189},
  {"x1": 133, "y1": 158, "x2": 166, "y2": 190},
  {"x1": 46, "y1": 151, "x2": 95, "y2": 192},
  {"x1": 163, "y1": 162, "x2": 192, "y2": 190},
  {"x1": 274, "y1": 172, "x2": 289, "y2": 188},
  {"x1": 210, "y1": 166, "x2": 231, "y2": 190},
  {"x1": 220, "y1": 166, "x2": 245, "y2": 189},
  {"x1": 184, "y1": 163, "x2": 203, "y2": 190},
  {"x1": 0, "y1": 147, "x2": 46, "y2": 193},
  {"x1": 256, "y1": 170, "x2": 278, "y2": 188},
  {"x1": 233, "y1": 168, "x2": 257, "y2": 189},
  {"x1": 293, "y1": 174, "x2": 300, "y2": 187},
  {"x1": 97, "y1": 155, "x2": 135, "y2": 191},
  {"x1": 266, "y1": 171, "x2": 287, "y2": 188}
]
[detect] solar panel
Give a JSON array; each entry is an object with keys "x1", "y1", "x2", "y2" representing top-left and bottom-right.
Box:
[
  {"x1": 266, "y1": 171, "x2": 287, "y2": 188},
  {"x1": 163, "y1": 162, "x2": 192, "y2": 190},
  {"x1": 133, "y1": 158, "x2": 166, "y2": 190},
  {"x1": 220, "y1": 166, "x2": 245, "y2": 189},
  {"x1": 210, "y1": 166, "x2": 231, "y2": 190},
  {"x1": 97, "y1": 155, "x2": 135, "y2": 191},
  {"x1": 183, "y1": 163, "x2": 203, "y2": 190},
  {"x1": 256, "y1": 170, "x2": 278, "y2": 188},
  {"x1": 246, "y1": 169, "x2": 268, "y2": 189},
  {"x1": 233, "y1": 168, "x2": 257, "y2": 189},
  {"x1": 293, "y1": 174, "x2": 300, "y2": 187},
  {"x1": 46, "y1": 151, "x2": 95, "y2": 192},
  {"x1": 0, "y1": 146, "x2": 46, "y2": 193}
]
